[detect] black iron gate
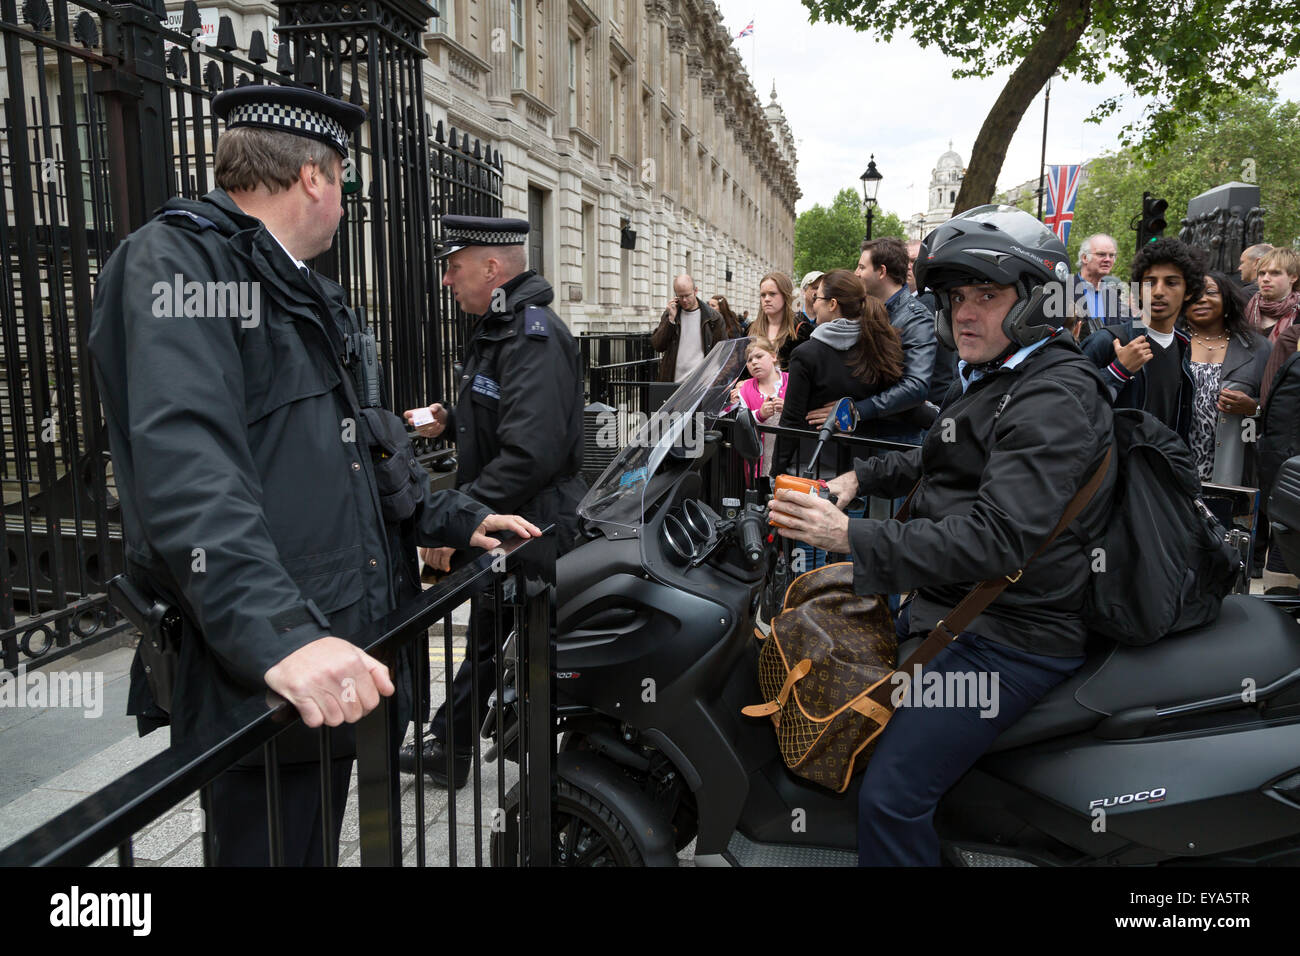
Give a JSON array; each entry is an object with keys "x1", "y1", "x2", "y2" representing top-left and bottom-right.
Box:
[{"x1": 0, "y1": 0, "x2": 502, "y2": 672}]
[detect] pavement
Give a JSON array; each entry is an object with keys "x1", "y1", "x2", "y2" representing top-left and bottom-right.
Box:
[{"x1": 0, "y1": 571, "x2": 1292, "y2": 866}]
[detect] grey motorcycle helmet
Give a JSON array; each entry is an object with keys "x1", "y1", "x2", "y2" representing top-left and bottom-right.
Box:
[{"x1": 914, "y1": 205, "x2": 1070, "y2": 350}]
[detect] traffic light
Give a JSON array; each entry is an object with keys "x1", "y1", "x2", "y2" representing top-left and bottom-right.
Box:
[{"x1": 1136, "y1": 192, "x2": 1168, "y2": 246}]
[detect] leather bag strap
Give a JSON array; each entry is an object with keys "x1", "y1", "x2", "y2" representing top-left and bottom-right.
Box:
[
  {"x1": 894, "y1": 481, "x2": 920, "y2": 521},
  {"x1": 741, "y1": 658, "x2": 812, "y2": 719}
]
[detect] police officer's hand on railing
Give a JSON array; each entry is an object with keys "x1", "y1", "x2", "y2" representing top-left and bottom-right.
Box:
[
  {"x1": 264, "y1": 637, "x2": 396, "y2": 728},
  {"x1": 420, "y1": 516, "x2": 542, "y2": 579},
  {"x1": 826, "y1": 470, "x2": 859, "y2": 512},
  {"x1": 470, "y1": 514, "x2": 544, "y2": 550},
  {"x1": 402, "y1": 402, "x2": 449, "y2": 438}
]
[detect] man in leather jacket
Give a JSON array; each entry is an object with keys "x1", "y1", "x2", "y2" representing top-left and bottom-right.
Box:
[{"x1": 651, "y1": 274, "x2": 727, "y2": 383}]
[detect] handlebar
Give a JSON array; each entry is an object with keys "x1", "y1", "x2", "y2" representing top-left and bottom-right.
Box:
[{"x1": 738, "y1": 509, "x2": 765, "y2": 568}]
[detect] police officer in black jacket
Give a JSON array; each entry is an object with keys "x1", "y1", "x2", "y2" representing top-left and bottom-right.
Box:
[
  {"x1": 402, "y1": 215, "x2": 585, "y2": 787},
  {"x1": 769, "y1": 207, "x2": 1115, "y2": 866},
  {"x1": 88, "y1": 87, "x2": 538, "y2": 864}
]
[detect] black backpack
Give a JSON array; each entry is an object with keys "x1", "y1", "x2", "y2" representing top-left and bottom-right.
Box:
[{"x1": 1083, "y1": 408, "x2": 1242, "y2": 645}]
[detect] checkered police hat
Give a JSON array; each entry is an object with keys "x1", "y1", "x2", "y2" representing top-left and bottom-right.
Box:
[
  {"x1": 433, "y1": 215, "x2": 531, "y2": 259},
  {"x1": 212, "y1": 85, "x2": 366, "y2": 159}
]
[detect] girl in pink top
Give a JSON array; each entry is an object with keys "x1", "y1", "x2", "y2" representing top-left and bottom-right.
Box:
[{"x1": 730, "y1": 337, "x2": 787, "y2": 480}]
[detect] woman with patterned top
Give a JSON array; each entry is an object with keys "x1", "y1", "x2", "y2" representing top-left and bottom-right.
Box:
[{"x1": 1182, "y1": 271, "x2": 1270, "y2": 482}]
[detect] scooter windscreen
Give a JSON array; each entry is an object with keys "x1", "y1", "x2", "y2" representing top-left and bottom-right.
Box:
[{"x1": 577, "y1": 337, "x2": 749, "y2": 535}]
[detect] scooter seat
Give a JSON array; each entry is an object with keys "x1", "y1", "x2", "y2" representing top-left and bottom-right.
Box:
[{"x1": 900, "y1": 596, "x2": 1300, "y2": 753}]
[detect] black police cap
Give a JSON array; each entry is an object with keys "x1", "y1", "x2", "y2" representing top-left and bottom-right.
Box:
[
  {"x1": 433, "y1": 215, "x2": 530, "y2": 259},
  {"x1": 212, "y1": 85, "x2": 366, "y2": 158}
]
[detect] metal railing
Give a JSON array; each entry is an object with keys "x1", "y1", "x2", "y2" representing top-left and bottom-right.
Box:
[
  {"x1": 0, "y1": 530, "x2": 555, "y2": 867},
  {"x1": 581, "y1": 331, "x2": 657, "y2": 412}
]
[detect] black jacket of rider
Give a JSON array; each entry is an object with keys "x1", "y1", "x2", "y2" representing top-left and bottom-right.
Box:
[{"x1": 847, "y1": 336, "x2": 1115, "y2": 658}]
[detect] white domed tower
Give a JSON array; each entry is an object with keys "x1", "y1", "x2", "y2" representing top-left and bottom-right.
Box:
[{"x1": 925, "y1": 142, "x2": 965, "y2": 232}]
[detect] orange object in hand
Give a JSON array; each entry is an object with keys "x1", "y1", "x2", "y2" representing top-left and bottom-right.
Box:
[{"x1": 770, "y1": 475, "x2": 830, "y2": 527}]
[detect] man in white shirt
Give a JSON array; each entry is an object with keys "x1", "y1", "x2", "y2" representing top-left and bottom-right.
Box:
[{"x1": 651, "y1": 273, "x2": 726, "y2": 382}]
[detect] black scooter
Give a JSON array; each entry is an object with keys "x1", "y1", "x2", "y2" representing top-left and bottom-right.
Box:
[{"x1": 491, "y1": 338, "x2": 1300, "y2": 866}]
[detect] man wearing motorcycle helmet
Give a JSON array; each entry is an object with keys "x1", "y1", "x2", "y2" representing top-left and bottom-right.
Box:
[{"x1": 767, "y1": 205, "x2": 1116, "y2": 866}]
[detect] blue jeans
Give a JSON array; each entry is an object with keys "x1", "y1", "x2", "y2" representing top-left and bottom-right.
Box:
[{"x1": 857, "y1": 607, "x2": 1085, "y2": 866}]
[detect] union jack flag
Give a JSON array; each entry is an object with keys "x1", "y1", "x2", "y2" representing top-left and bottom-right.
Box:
[
  {"x1": 736, "y1": 19, "x2": 754, "y2": 38},
  {"x1": 1043, "y1": 164, "x2": 1082, "y2": 246}
]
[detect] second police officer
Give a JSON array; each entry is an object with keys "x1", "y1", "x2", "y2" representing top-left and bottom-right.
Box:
[{"x1": 403, "y1": 215, "x2": 585, "y2": 787}]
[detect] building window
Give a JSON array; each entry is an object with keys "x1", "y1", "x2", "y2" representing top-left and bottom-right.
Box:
[
  {"x1": 568, "y1": 36, "x2": 578, "y2": 125},
  {"x1": 510, "y1": 0, "x2": 525, "y2": 89},
  {"x1": 620, "y1": 216, "x2": 631, "y2": 302},
  {"x1": 431, "y1": 0, "x2": 453, "y2": 35},
  {"x1": 583, "y1": 37, "x2": 593, "y2": 129},
  {"x1": 528, "y1": 185, "x2": 547, "y2": 278},
  {"x1": 618, "y1": 73, "x2": 628, "y2": 155},
  {"x1": 582, "y1": 201, "x2": 597, "y2": 299},
  {"x1": 608, "y1": 68, "x2": 618, "y2": 149},
  {"x1": 949, "y1": 190, "x2": 955, "y2": 203}
]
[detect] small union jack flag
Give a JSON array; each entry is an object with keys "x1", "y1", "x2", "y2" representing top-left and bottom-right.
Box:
[
  {"x1": 736, "y1": 19, "x2": 754, "y2": 38},
  {"x1": 1044, "y1": 164, "x2": 1082, "y2": 246}
]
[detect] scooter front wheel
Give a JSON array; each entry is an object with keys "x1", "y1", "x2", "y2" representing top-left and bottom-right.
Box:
[{"x1": 491, "y1": 780, "x2": 645, "y2": 867}]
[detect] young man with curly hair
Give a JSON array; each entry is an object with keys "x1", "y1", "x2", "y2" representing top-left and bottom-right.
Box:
[{"x1": 1081, "y1": 237, "x2": 1206, "y2": 443}]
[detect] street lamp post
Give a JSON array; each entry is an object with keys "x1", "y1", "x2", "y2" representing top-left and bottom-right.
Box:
[{"x1": 860, "y1": 155, "x2": 882, "y2": 241}]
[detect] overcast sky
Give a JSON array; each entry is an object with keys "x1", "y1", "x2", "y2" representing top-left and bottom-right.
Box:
[{"x1": 713, "y1": 0, "x2": 1300, "y2": 218}]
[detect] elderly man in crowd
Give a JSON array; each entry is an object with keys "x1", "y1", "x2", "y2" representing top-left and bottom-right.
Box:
[{"x1": 1071, "y1": 233, "x2": 1130, "y2": 333}]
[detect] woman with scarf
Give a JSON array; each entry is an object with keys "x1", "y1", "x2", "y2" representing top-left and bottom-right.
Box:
[{"x1": 771, "y1": 269, "x2": 902, "y2": 478}]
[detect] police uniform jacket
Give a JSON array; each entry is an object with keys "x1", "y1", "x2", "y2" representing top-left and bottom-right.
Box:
[
  {"x1": 88, "y1": 189, "x2": 490, "y2": 755},
  {"x1": 446, "y1": 270, "x2": 585, "y2": 550}
]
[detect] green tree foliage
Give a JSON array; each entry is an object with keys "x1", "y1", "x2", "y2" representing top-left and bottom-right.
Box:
[
  {"x1": 803, "y1": 0, "x2": 1300, "y2": 213},
  {"x1": 794, "y1": 188, "x2": 905, "y2": 279},
  {"x1": 1068, "y1": 87, "x2": 1300, "y2": 281}
]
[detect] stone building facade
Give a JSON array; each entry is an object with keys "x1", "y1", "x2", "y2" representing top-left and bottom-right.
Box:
[{"x1": 170, "y1": 0, "x2": 800, "y2": 333}]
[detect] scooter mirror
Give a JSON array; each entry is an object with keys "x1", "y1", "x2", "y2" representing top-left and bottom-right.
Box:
[
  {"x1": 830, "y1": 397, "x2": 860, "y2": 434},
  {"x1": 732, "y1": 407, "x2": 762, "y2": 462}
]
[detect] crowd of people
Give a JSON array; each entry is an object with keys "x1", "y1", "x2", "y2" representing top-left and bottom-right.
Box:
[{"x1": 658, "y1": 229, "x2": 1300, "y2": 581}]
